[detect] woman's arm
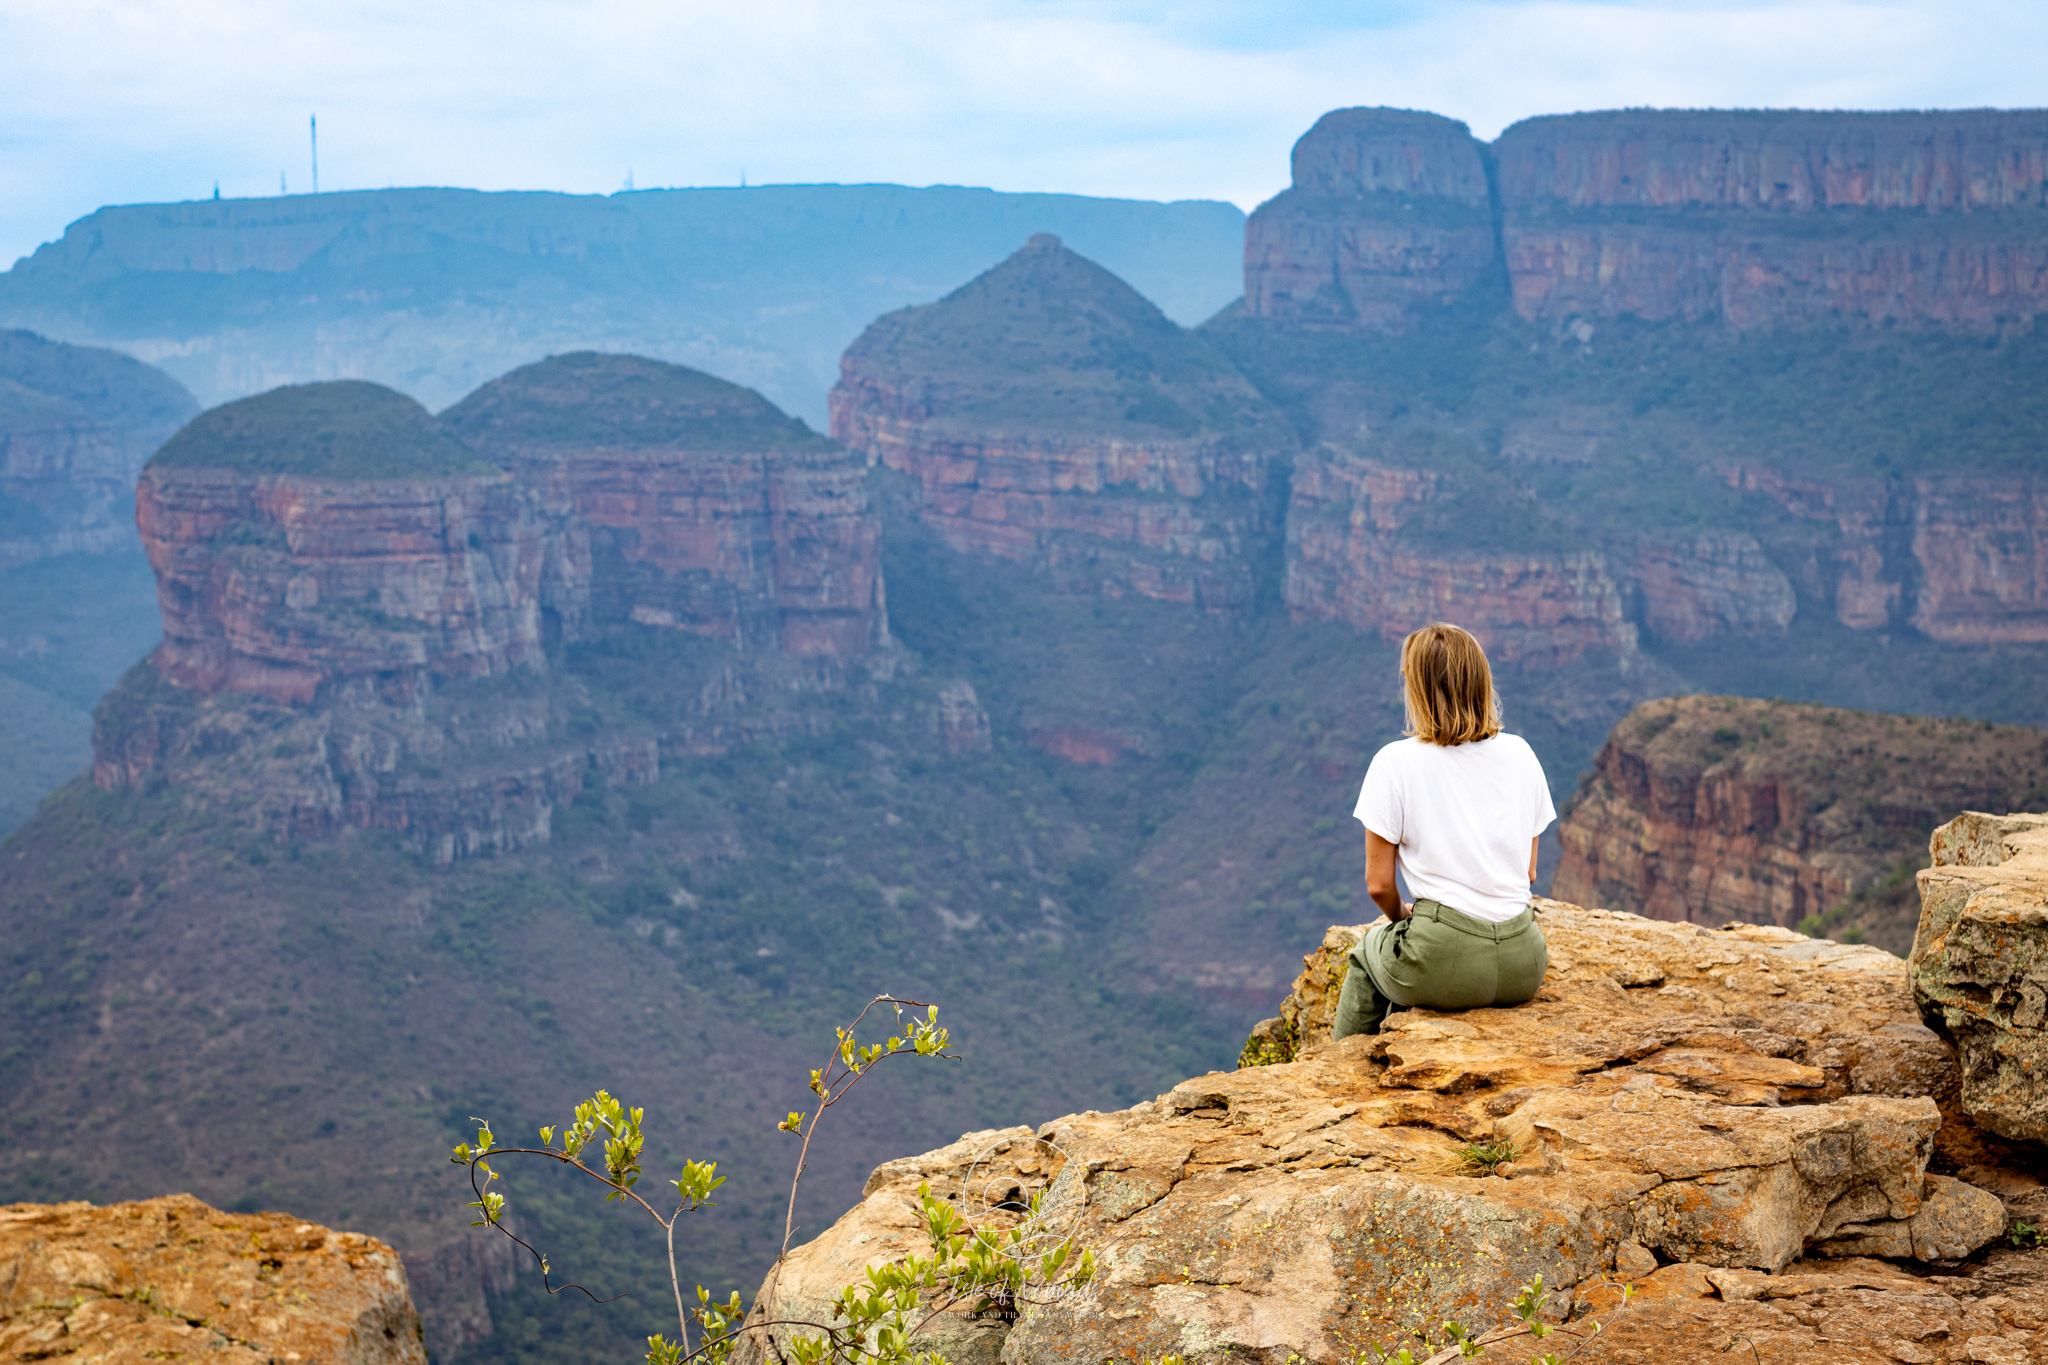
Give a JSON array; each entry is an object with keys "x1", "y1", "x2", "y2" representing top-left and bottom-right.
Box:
[
  {"x1": 1530, "y1": 836, "x2": 1539, "y2": 886},
  {"x1": 1365, "y1": 830, "x2": 1409, "y2": 922}
]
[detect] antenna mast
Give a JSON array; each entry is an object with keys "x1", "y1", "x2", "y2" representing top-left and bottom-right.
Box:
[{"x1": 311, "y1": 114, "x2": 319, "y2": 194}]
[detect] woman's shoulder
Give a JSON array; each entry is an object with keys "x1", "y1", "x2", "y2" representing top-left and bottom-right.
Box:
[{"x1": 1484, "y1": 731, "x2": 1546, "y2": 771}]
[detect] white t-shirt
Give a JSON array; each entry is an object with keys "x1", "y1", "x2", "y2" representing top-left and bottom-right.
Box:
[{"x1": 1353, "y1": 733, "x2": 1557, "y2": 923}]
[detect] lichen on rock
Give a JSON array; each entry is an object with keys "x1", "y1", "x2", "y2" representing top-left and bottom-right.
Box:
[
  {"x1": 1911, "y1": 810, "x2": 2048, "y2": 1143},
  {"x1": 751, "y1": 897, "x2": 2038, "y2": 1365},
  {"x1": 0, "y1": 1193, "x2": 424, "y2": 1365}
]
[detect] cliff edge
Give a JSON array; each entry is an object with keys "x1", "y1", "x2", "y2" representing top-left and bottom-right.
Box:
[
  {"x1": 752, "y1": 896, "x2": 2044, "y2": 1364},
  {"x1": 0, "y1": 1194, "x2": 424, "y2": 1364}
]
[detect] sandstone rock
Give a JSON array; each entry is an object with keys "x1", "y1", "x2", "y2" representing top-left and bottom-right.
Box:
[
  {"x1": 831, "y1": 235, "x2": 1290, "y2": 611},
  {"x1": 0, "y1": 1194, "x2": 423, "y2": 1365},
  {"x1": 1551, "y1": 697, "x2": 2048, "y2": 947},
  {"x1": 1493, "y1": 109, "x2": 2048, "y2": 330},
  {"x1": 1281, "y1": 447, "x2": 1638, "y2": 666},
  {"x1": 1627, "y1": 531, "x2": 1796, "y2": 644},
  {"x1": 444, "y1": 352, "x2": 886, "y2": 660},
  {"x1": 1243, "y1": 109, "x2": 1498, "y2": 332},
  {"x1": 134, "y1": 381, "x2": 546, "y2": 705},
  {"x1": 750, "y1": 900, "x2": 2022, "y2": 1365},
  {"x1": 1813, "y1": 1174, "x2": 2011, "y2": 1263},
  {"x1": 1910, "y1": 811, "x2": 2048, "y2": 1142}
]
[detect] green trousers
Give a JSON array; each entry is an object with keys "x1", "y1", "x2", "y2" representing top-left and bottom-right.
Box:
[{"x1": 1333, "y1": 899, "x2": 1548, "y2": 1039}]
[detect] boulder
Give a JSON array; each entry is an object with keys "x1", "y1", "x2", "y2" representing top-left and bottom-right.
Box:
[
  {"x1": 0, "y1": 1194, "x2": 424, "y2": 1364},
  {"x1": 747, "y1": 901, "x2": 2025, "y2": 1365},
  {"x1": 1910, "y1": 811, "x2": 2048, "y2": 1142}
]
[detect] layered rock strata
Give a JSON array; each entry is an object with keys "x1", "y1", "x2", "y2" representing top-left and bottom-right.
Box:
[
  {"x1": 832, "y1": 235, "x2": 1290, "y2": 611},
  {"x1": 1245, "y1": 107, "x2": 2048, "y2": 332},
  {"x1": 134, "y1": 381, "x2": 547, "y2": 704},
  {"x1": 444, "y1": 352, "x2": 885, "y2": 659},
  {"x1": 748, "y1": 901, "x2": 2027, "y2": 1365},
  {"x1": 1282, "y1": 449, "x2": 1637, "y2": 665},
  {"x1": 99, "y1": 380, "x2": 614, "y2": 857},
  {"x1": 1552, "y1": 696, "x2": 2048, "y2": 946},
  {"x1": 1244, "y1": 109, "x2": 1500, "y2": 331},
  {"x1": 1911, "y1": 810, "x2": 2048, "y2": 1143},
  {"x1": 1496, "y1": 109, "x2": 2048, "y2": 330},
  {"x1": 0, "y1": 1194, "x2": 424, "y2": 1365},
  {"x1": 0, "y1": 328, "x2": 196, "y2": 568},
  {"x1": 1728, "y1": 463, "x2": 2048, "y2": 643}
]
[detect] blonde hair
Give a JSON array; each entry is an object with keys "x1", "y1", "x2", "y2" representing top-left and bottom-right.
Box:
[{"x1": 1401, "y1": 623, "x2": 1502, "y2": 746}]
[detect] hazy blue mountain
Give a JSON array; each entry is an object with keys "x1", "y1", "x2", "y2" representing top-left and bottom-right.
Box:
[
  {"x1": 0, "y1": 185, "x2": 1246, "y2": 427},
  {"x1": 0, "y1": 331, "x2": 194, "y2": 832}
]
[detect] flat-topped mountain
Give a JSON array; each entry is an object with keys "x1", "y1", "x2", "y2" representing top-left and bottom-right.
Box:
[
  {"x1": 446, "y1": 353, "x2": 884, "y2": 659},
  {"x1": 1250, "y1": 106, "x2": 2048, "y2": 333},
  {"x1": 0, "y1": 185, "x2": 1245, "y2": 426},
  {"x1": 833, "y1": 235, "x2": 1291, "y2": 612}
]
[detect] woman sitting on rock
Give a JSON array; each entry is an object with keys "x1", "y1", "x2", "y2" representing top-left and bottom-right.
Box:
[{"x1": 1333, "y1": 622, "x2": 1556, "y2": 1039}]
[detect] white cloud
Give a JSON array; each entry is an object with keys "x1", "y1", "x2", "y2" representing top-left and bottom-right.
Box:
[{"x1": 1, "y1": 0, "x2": 2043, "y2": 265}]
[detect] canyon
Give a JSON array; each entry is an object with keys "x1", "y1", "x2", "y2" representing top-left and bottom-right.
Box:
[{"x1": 3, "y1": 99, "x2": 2048, "y2": 1365}]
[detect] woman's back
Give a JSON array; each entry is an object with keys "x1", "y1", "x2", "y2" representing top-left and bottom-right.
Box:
[{"x1": 1354, "y1": 732, "x2": 1555, "y2": 924}]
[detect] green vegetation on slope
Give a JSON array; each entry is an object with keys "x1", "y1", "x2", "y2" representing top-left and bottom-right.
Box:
[
  {"x1": 149, "y1": 381, "x2": 493, "y2": 479},
  {"x1": 845, "y1": 237, "x2": 1284, "y2": 442},
  {"x1": 442, "y1": 352, "x2": 836, "y2": 454}
]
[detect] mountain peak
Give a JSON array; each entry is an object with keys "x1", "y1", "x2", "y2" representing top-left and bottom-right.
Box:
[{"x1": 837, "y1": 237, "x2": 1272, "y2": 440}]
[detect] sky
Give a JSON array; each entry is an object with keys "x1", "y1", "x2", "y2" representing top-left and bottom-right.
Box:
[{"x1": 2, "y1": 0, "x2": 2045, "y2": 268}]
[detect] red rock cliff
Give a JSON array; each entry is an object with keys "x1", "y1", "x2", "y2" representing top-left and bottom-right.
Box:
[
  {"x1": 1244, "y1": 107, "x2": 2048, "y2": 333},
  {"x1": 1724, "y1": 464, "x2": 2048, "y2": 643},
  {"x1": 133, "y1": 383, "x2": 549, "y2": 705},
  {"x1": 1282, "y1": 448, "x2": 1637, "y2": 666},
  {"x1": 443, "y1": 352, "x2": 884, "y2": 659},
  {"x1": 1497, "y1": 109, "x2": 2048, "y2": 328},
  {"x1": 1551, "y1": 696, "x2": 2048, "y2": 949},
  {"x1": 1243, "y1": 108, "x2": 1499, "y2": 331},
  {"x1": 832, "y1": 234, "x2": 1290, "y2": 610}
]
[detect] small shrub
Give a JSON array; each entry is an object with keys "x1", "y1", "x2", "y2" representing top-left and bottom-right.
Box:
[{"x1": 1457, "y1": 1139, "x2": 1518, "y2": 1174}]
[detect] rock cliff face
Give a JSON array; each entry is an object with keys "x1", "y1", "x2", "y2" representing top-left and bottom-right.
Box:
[
  {"x1": 1244, "y1": 107, "x2": 2048, "y2": 332},
  {"x1": 133, "y1": 382, "x2": 547, "y2": 704},
  {"x1": 749, "y1": 901, "x2": 2044, "y2": 1365},
  {"x1": 1282, "y1": 449, "x2": 1637, "y2": 665},
  {"x1": 1496, "y1": 109, "x2": 2048, "y2": 329},
  {"x1": 1552, "y1": 697, "x2": 2048, "y2": 949},
  {"x1": 1911, "y1": 810, "x2": 2048, "y2": 1143},
  {"x1": 1727, "y1": 464, "x2": 2048, "y2": 643},
  {"x1": 94, "y1": 359, "x2": 891, "y2": 858},
  {"x1": 443, "y1": 352, "x2": 885, "y2": 659},
  {"x1": 1244, "y1": 109, "x2": 1499, "y2": 331},
  {"x1": 832, "y1": 235, "x2": 1290, "y2": 611},
  {"x1": 0, "y1": 1194, "x2": 424, "y2": 1365},
  {"x1": 0, "y1": 329, "x2": 196, "y2": 568},
  {"x1": 99, "y1": 380, "x2": 586, "y2": 856}
]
